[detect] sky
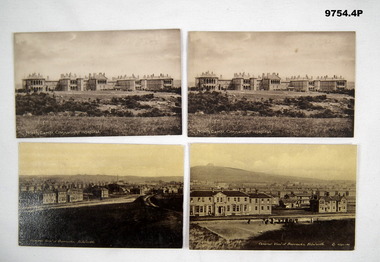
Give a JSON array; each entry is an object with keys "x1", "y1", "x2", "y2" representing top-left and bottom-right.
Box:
[
  {"x1": 188, "y1": 32, "x2": 355, "y2": 83},
  {"x1": 19, "y1": 143, "x2": 183, "y2": 177},
  {"x1": 191, "y1": 144, "x2": 357, "y2": 181},
  {"x1": 14, "y1": 29, "x2": 181, "y2": 85}
]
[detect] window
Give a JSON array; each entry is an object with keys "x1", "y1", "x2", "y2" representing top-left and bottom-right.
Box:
[
  {"x1": 199, "y1": 206, "x2": 203, "y2": 212},
  {"x1": 202, "y1": 197, "x2": 204, "y2": 202},
  {"x1": 261, "y1": 206, "x2": 264, "y2": 210},
  {"x1": 227, "y1": 205, "x2": 230, "y2": 212},
  {"x1": 198, "y1": 197, "x2": 201, "y2": 202},
  {"x1": 255, "y1": 206, "x2": 258, "y2": 210},
  {"x1": 237, "y1": 197, "x2": 240, "y2": 202},
  {"x1": 236, "y1": 205, "x2": 240, "y2": 212},
  {"x1": 195, "y1": 206, "x2": 199, "y2": 212},
  {"x1": 228, "y1": 197, "x2": 230, "y2": 201},
  {"x1": 244, "y1": 197, "x2": 247, "y2": 201},
  {"x1": 190, "y1": 198, "x2": 193, "y2": 203},
  {"x1": 232, "y1": 205, "x2": 236, "y2": 212},
  {"x1": 209, "y1": 197, "x2": 212, "y2": 202},
  {"x1": 267, "y1": 206, "x2": 270, "y2": 210}
]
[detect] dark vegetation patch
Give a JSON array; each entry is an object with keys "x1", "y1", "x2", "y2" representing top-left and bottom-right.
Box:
[
  {"x1": 151, "y1": 194, "x2": 183, "y2": 212},
  {"x1": 19, "y1": 198, "x2": 183, "y2": 248},
  {"x1": 188, "y1": 91, "x2": 354, "y2": 119},
  {"x1": 242, "y1": 219, "x2": 355, "y2": 250},
  {"x1": 190, "y1": 219, "x2": 354, "y2": 250},
  {"x1": 16, "y1": 92, "x2": 181, "y2": 118}
]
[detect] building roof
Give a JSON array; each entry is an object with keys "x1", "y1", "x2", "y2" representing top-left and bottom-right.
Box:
[
  {"x1": 263, "y1": 73, "x2": 281, "y2": 80},
  {"x1": 331, "y1": 195, "x2": 346, "y2": 201},
  {"x1": 190, "y1": 190, "x2": 249, "y2": 197},
  {"x1": 314, "y1": 194, "x2": 347, "y2": 202},
  {"x1": 190, "y1": 191, "x2": 215, "y2": 197},
  {"x1": 249, "y1": 193, "x2": 272, "y2": 198},
  {"x1": 296, "y1": 193, "x2": 311, "y2": 197},
  {"x1": 25, "y1": 73, "x2": 44, "y2": 79},
  {"x1": 90, "y1": 73, "x2": 108, "y2": 80},
  {"x1": 197, "y1": 71, "x2": 218, "y2": 78},
  {"x1": 221, "y1": 191, "x2": 249, "y2": 197}
]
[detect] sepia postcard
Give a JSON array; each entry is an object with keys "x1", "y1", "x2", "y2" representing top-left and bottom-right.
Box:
[
  {"x1": 18, "y1": 143, "x2": 184, "y2": 248},
  {"x1": 189, "y1": 144, "x2": 356, "y2": 250},
  {"x1": 14, "y1": 29, "x2": 182, "y2": 138},
  {"x1": 188, "y1": 32, "x2": 355, "y2": 137}
]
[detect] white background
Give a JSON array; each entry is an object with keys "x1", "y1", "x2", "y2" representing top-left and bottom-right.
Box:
[{"x1": 1, "y1": 0, "x2": 380, "y2": 261}]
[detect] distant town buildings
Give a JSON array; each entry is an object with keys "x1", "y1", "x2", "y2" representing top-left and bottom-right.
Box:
[
  {"x1": 194, "y1": 71, "x2": 348, "y2": 92},
  {"x1": 22, "y1": 72, "x2": 175, "y2": 92},
  {"x1": 19, "y1": 178, "x2": 183, "y2": 207}
]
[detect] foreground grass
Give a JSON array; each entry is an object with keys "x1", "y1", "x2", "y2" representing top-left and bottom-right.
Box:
[
  {"x1": 16, "y1": 115, "x2": 182, "y2": 137},
  {"x1": 243, "y1": 219, "x2": 355, "y2": 250},
  {"x1": 190, "y1": 219, "x2": 354, "y2": 250},
  {"x1": 19, "y1": 198, "x2": 183, "y2": 248},
  {"x1": 188, "y1": 114, "x2": 353, "y2": 137},
  {"x1": 189, "y1": 223, "x2": 245, "y2": 250}
]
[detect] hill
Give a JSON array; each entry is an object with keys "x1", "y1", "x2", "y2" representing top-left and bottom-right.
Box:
[{"x1": 191, "y1": 165, "x2": 329, "y2": 184}]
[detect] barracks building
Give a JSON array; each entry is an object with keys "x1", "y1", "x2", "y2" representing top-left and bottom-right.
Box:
[
  {"x1": 195, "y1": 71, "x2": 347, "y2": 92},
  {"x1": 190, "y1": 190, "x2": 272, "y2": 217},
  {"x1": 22, "y1": 72, "x2": 174, "y2": 92}
]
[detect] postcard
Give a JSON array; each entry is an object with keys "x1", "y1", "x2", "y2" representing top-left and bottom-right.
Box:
[
  {"x1": 14, "y1": 29, "x2": 182, "y2": 138},
  {"x1": 188, "y1": 32, "x2": 355, "y2": 137},
  {"x1": 19, "y1": 143, "x2": 184, "y2": 248},
  {"x1": 189, "y1": 144, "x2": 356, "y2": 250}
]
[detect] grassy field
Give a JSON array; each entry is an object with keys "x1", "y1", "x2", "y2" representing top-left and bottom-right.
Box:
[
  {"x1": 190, "y1": 219, "x2": 355, "y2": 250},
  {"x1": 16, "y1": 91, "x2": 181, "y2": 137},
  {"x1": 188, "y1": 114, "x2": 353, "y2": 137},
  {"x1": 17, "y1": 115, "x2": 181, "y2": 137},
  {"x1": 195, "y1": 220, "x2": 282, "y2": 240},
  {"x1": 243, "y1": 219, "x2": 355, "y2": 250},
  {"x1": 188, "y1": 90, "x2": 354, "y2": 137},
  {"x1": 19, "y1": 197, "x2": 183, "y2": 248}
]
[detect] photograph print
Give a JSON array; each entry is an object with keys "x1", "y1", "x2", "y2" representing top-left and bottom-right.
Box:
[
  {"x1": 188, "y1": 32, "x2": 355, "y2": 137},
  {"x1": 14, "y1": 29, "x2": 182, "y2": 138},
  {"x1": 190, "y1": 144, "x2": 356, "y2": 250},
  {"x1": 19, "y1": 143, "x2": 184, "y2": 248}
]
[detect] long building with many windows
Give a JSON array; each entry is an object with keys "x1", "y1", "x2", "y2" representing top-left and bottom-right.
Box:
[
  {"x1": 21, "y1": 72, "x2": 174, "y2": 92},
  {"x1": 194, "y1": 72, "x2": 347, "y2": 92},
  {"x1": 190, "y1": 190, "x2": 272, "y2": 217}
]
